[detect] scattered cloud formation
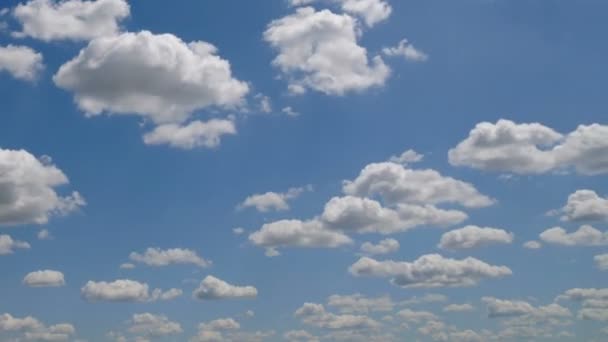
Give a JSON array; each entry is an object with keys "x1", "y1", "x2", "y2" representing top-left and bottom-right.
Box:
[
  {"x1": 127, "y1": 313, "x2": 182, "y2": 338},
  {"x1": 129, "y1": 247, "x2": 211, "y2": 268},
  {"x1": 81, "y1": 279, "x2": 180, "y2": 302},
  {"x1": 239, "y1": 186, "x2": 310, "y2": 212},
  {"x1": 264, "y1": 7, "x2": 390, "y2": 95},
  {"x1": 383, "y1": 39, "x2": 428, "y2": 62},
  {"x1": 12, "y1": 0, "x2": 130, "y2": 41},
  {"x1": 360, "y1": 238, "x2": 400, "y2": 255},
  {"x1": 0, "y1": 45, "x2": 44, "y2": 81},
  {"x1": 438, "y1": 225, "x2": 514, "y2": 250},
  {"x1": 449, "y1": 120, "x2": 608, "y2": 175},
  {"x1": 23, "y1": 270, "x2": 65, "y2": 287},
  {"x1": 553, "y1": 189, "x2": 608, "y2": 222},
  {"x1": 539, "y1": 225, "x2": 608, "y2": 246},
  {"x1": 0, "y1": 235, "x2": 30, "y2": 255},
  {"x1": 0, "y1": 148, "x2": 85, "y2": 226},
  {"x1": 349, "y1": 254, "x2": 512, "y2": 288},
  {"x1": 193, "y1": 275, "x2": 257, "y2": 300}
]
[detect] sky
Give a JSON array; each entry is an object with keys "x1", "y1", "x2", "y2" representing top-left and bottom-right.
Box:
[{"x1": 0, "y1": 0, "x2": 607, "y2": 341}]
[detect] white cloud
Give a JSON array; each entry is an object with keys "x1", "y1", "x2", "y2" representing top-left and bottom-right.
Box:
[
  {"x1": 443, "y1": 304, "x2": 475, "y2": 313},
  {"x1": 555, "y1": 189, "x2": 608, "y2": 222},
  {"x1": 282, "y1": 106, "x2": 300, "y2": 118},
  {"x1": 382, "y1": 39, "x2": 428, "y2": 62},
  {"x1": 360, "y1": 238, "x2": 399, "y2": 255},
  {"x1": 0, "y1": 235, "x2": 30, "y2": 255},
  {"x1": 0, "y1": 148, "x2": 85, "y2": 226},
  {"x1": 0, "y1": 313, "x2": 43, "y2": 331},
  {"x1": 193, "y1": 275, "x2": 257, "y2": 300},
  {"x1": 295, "y1": 303, "x2": 381, "y2": 330},
  {"x1": 397, "y1": 308, "x2": 438, "y2": 323},
  {"x1": 438, "y1": 226, "x2": 514, "y2": 250},
  {"x1": 37, "y1": 229, "x2": 52, "y2": 240},
  {"x1": 449, "y1": 120, "x2": 608, "y2": 175},
  {"x1": 128, "y1": 313, "x2": 182, "y2": 338},
  {"x1": 389, "y1": 149, "x2": 423, "y2": 165},
  {"x1": 0, "y1": 44, "x2": 44, "y2": 81},
  {"x1": 239, "y1": 186, "x2": 310, "y2": 212},
  {"x1": 349, "y1": 254, "x2": 512, "y2": 288},
  {"x1": 327, "y1": 294, "x2": 394, "y2": 314},
  {"x1": 595, "y1": 254, "x2": 608, "y2": 271},
  {"x1": 0, "y1": 313, "x2": 75, "y2": 341},
  {"x1": 264, "y1": 7, "x2": 389, "y2": 95},
  {"x1": 81, "y1": 279, "x2": 179, "y2": 302},
  {"x1": 400, "y1": 293, "x2": 448, "y2": 305},
  {"x1": 129, "y1": 248, "x2": 211, "y2": 268},
  {"x1": 142, "y1": 119, "x2": 236, "y2": 150},
  {"x1": 539, "y1": 225, "x2": 608, "y2": 246},
  {"x1": 233, "y1": 227, "x2": 245, "y2": 235},
  {"x1": 12, "y1": 0, "x2": 129, "y2": 41},
  {"x1": 254, "y1": 94, "x2": 272, "y2": 114},
  {"x1": 523, "y1": 241, "x2": 542, "y2": 249},
  {"x1": 343, "y1": 162, "x2": 494, "y2": 208},
  {"x1": 578, "y1": 308, "x2": 608, "y2": 321},
  {"x1": 23, "y1": 270, "x2": 65, "y2": 287},
  {"x1": 119, "y1": 263, "x2": 135, "y2": 270},
  {"x1": 290, "y1": 0, "x2": 392, "y2": 27},
  {"x1": 482, "y1": 297, "x2": 571, "y2": 319},
  {"x1": 199, "y1": 318, "x2": 240, "y2": 332},
  {"x1": 284, "y1": 329, "x2": 319, "y2": 342}
]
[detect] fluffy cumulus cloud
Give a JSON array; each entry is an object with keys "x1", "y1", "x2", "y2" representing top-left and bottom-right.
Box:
[
  {"x1": 81, "y1": 279, "x2": 181, "y2": 302},
  {"x1": 349, "y1": 254, "x2": 512, "y2": 288},
  {"x1": 554, "y1": 189, "x2": 608, "y2": 222},
  {"x1": 0, "y1": 235, "x2": 30, "y2": 255},
  {"x1": 327, "y1": 294, "x2": 394, "y2": 314},
  {"x1": 482, "y1": 297, "x2": 571, "y2": 319},
  {"x1": 438, "y1": 226, "x2": 514, "y2": 250},
  {"x1": 360, "y1": 238, "x2": 399, "y2": 255},
  {"x1": 0, "y1": 313, "x2": 75, "y2": 341},
  {"x1": 539, "y1": 225, "x2": 608, "y2": 246},
  {"x1": 295, "y1": 303, "x2": 381, "y2": 330},
  {"x1": 389, "y1": 149, "x2": 423, "y2": 165},
  {"x1": 23, "y1": 270, "x2": 65, "y2": 287},
  {"x1": 264, "y1": 7, "x2": 390, "y2": 95},
  {"x1": 382, "y1": 39, "x2": 428, "y2": 62},
  {"x1": 0, "y1": 45, "x2": 44, "y2": 81},
  {"x1": 193, "y1": 275, "x2": 257, "y2": 300},
  {"x1": 239, "y1": 186, "x2": 310, "y2": 212},
  {"x1": 142, "y1": 119, "x2": 236, "y2": 149},
  {"x1": 0, "y1": 148, "x2": 85, "y2": 227},
  {"x1": 129, "y1": 247, "x2": 211, "y2": 268},
  {"x1": 128, "y1": 313, "x2": 182, "y2": 338},
  {"x1": 289, "y1": 0, "x2": 392, "y2": 27},
  {"x1": 449, "y1": 120, "x2": 608, "y2": 175},
  {"x1": 595, "y1": 254, "x2": 608, "y2": 271},
  {"x1": 12, "y1": 0, "x2": 129, "y2": 41}
]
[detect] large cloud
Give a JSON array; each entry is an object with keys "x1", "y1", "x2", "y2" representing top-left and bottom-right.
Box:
[
  {"x1": 193, "y1": 275, "x2": 257, "y2": 300},
  {"x1": 0, "y1": 235, "x2": 30, "y2": 255},
  {"x1": 129, "y1": 247, "x2": 211, "y2": 268},
  {"x1": 539, "y1": 225, "x2": 608, "y2": 246},
  {"x1": 264, "y1": 7, "x2": 389, "y2": 95},
  {"x1": 0, "y1": 45, "x2": 44, "y2": 81},
  {"x1": 23, "y1": 270, "x2": 65, "y2": 287},
  {"x1": 0, "y1": 148, "x2": 85, "y2": 227},
  {"x1": 81, "y1": 279, "x2": 181, "y2": 302},
  {"x1": 349, "y1": 254, "x2": 512, "y2": 288},
  {"x1": 449, "y1": 120, "x2": 608, "y2": 175},
  {"x1": 12, "y1": 0, "x2": 130, "y2": 41},
  {"x1": 554, "y1": 189, "x2": 608, "y2": 222},
  {"x1": 438, "y1": 226, "x2": 514, "y2": 250}
]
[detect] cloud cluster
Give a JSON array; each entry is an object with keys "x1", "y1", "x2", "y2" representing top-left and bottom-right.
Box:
[
  {"x1": 0, "y1": 313, "x2": 75, "y2": 341},
  {"x1": 193, "y1": 275, "x2": 257, "y2": 300},
  {"x1": 482, "y1": 297, "x2": 571, "y2": 319},
  {"x1": 0, "y1": 45, "x2": 44, "y2": 81},
  {"x1": 438, "y1": 226, "x2": 514, "y2": 250},
  {"x1": 129, "y1": 247, "x2": 211, "y2": 268},
  {"x1": 290, "y1": 0, "x2": 392, "y2": 27},
  {"x1": 81, "y1": 279, "x2": 181, "y2": 302}
]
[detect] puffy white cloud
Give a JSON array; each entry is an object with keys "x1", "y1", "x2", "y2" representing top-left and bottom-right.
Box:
[
  {"x1": 12, "y1": 0, "x2": 129, "y2": 41},
  {"x1": 327, "y1": 294, "x2": 394, "y2": 314},
  {"x1": 349, "y1": 254, "x2": 512, "y2": 288},
  {"x1": 239, "y1": 186, "x2": 310, "y2": 212},
  {"x1": 360, "y1": 238, "x2": 399, "y2": 255},
  {"x1": 0, "y1": 313, "x2": 42, "y2": 331},
  {"x1": 142, "y1": 120, "x2": 236, "y2": 150},
  {"x1": 193, "y1": 275, "x2": 257, "y2": 300},
  {"x1": 23, "y1": 270, "x2": 65, "y2": 287},
  {"x1": 289, "y1": 0, "x2": 392, "y2": 27},
  {"x1": 0, "y1": 148, "x2": 85, "y2": 226},
  {"x1": 0, "y1": 313, "x2": 75, "y2": 341},
  {"x1": 443, "y1": 304, "x2": 475, "y2": 313},
  {"x1": 190, "y1": 317, "x2": 274, "y2": 342},
  {"x1": 0, "y1": 235, "x2": 30, "y2": 255},
  {"x1": 129, "y1": 248, "x2": 211, "y2": 268},
  {"x1": 128, "y1": 313, "x2": 182, "y2": 337},
  {"x1": 343, "y1": 162, "x2": 494, "y2": 208},
  {"x1": 554, "y1": 190, "x2": 608, "y2": 222},
  {"x1": 523, "y1": 241, "x2": 542, "y2": 249},
  {"x1": 0, "y1": 44, "x2": 44, "y2": 81},
  {"x1": 438, "y1": 226, "x2": 514, "y2": 250},
  {"x1": 539, "y1": 225, "x2": 608, "y2": 246},
  {"x1": 264, "y1": 7, "x2": 389, "y2": 95},
  {"x1": 388, "y1": 149, "x2": 423, "y2": 165},
  {"x1": 23, "y1": 323, "x2": 76, "y2": 341},
  {"x1": 482, "y1": 297, "x2": 571, "y2": 319},
  {"x1": 81, "y1": 279, "x2": 179, "y2": 302},
  {"x1": 382, "y1": 39, "x2": 428, "y2": 62},
  {"x1": 198, "y1": 318, "x2": 240, "y2": 332},
  {"x1": 295, "y1": 303, "x2": 381, "y2": 330},
  {"x1": 595, "y1": 254, "x2": 608, "y2": 271},
  {"x1": 54, "y1": 30, "x2": 249, "y2": 147},
  {"x1": 449, "y1": 120, "x2": 608, "y2": 175}
]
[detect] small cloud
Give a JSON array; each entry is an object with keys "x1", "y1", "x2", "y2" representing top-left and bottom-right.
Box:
[{"x1": 282, "y1": 106, "x2": 300, "y2": 118}]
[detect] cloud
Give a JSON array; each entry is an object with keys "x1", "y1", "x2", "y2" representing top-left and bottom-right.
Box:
[
  {"x1": 295, "y1": 303, "x2": 381, "y2": 330},
  {"x1": 400, "y1": 294, "x2": 448, "y2": 305},
  {"x1": 482, "y1": 297, "x2": 571, "y2": 319},
  {"x1": 282, "y1": 106, "x2": 300, "y2": 118},
  {"x1": 343, "y1": 162, "x2": 494, "y2": 208},
  {"x1": 0, "y1": 44, "x2": 44, "y2": 81},
  {"x1": 0, "y1": 313, "x2": 75, "y2": 341},
  {"x1": 129, "y1": 248, "x2": 211, "y2": 268},
  {"x1": 554, "y1": 189, "x2": 608, "y2": 222},
  {"x1": 449, "y1": 120, "x2": 608, "y2": 175},
  {"x1": 360, "y1": 238, "x2": 399, "y2": 255},
  {"x1": 239, "y1": 186, "x2": 310, "y2": 212},
  {"x1": 284, "y1": 330, "x2": 319, "y2": 342},
  {"x1": 193, "y1": 275, "x2": 257, "y2": 300},
  {"x1": 142, "y1": 119, "x2": 236, "y2": 149},
  {"x1": 327, "y1": 294, "x2": 394, "y2": 314},
  {"x1": 0, "y1": 148, "x2": 85, "y2": 226},
  {"x1": 539, "y1": 225, "x2": 608, "y2": 246},
  {"x1": 128, "y1": 313, "x2": 182, "y2": 338},
  {"x1": 523, "y1": 241, "x2": 542, "y2": 249},
  {"x1": 233, "y1": 227, "x2": 246, "y2": 235},
  {"x1": 23, "y1": 270, "x2": 65, "y2": 287},
  {"x1": 190, "y1": 318, "x2": 240, "y2": 342},
  {"x1": 443, "y1": 304, "x2": 475, "y2": 313},
  {"x1": 12, "y1": 0, "x2": 129, "y2": 41},
  {"x1": 397, "y1": 309, "x2": 438, "y2": 323},
  {"x1": 595, "y1": 254, "x2": 608, "y2": 271},
  {"x1": 0, "y1": 235, "x2": 30, "y2": 255},
  {"x1": 382, "y1": 39, "x2": 428, "y2": 62},
  {"x1": 349, "y1": 254, "x2": 512, "y2": 288},
  {"x1": 37, "y1": 229, "x2": 52, "y2": 240},
  {"x1": 264, "y1": 7, "x2": 389, "y2": 95},
  {"x1": 388, "y1": 149, "x2": 423, "y2": 165},
  {"x1": 438, "y1": 226, "x2": 514, "y2": 250},
  {"x1": 289, "y1": 0, "x2": 392, "y2": 27},
  {"x1": 81, "y1": 279, "x2": 180, "y2": 302},
  {"x1": 120, "y1": 263, "x2": 135, "y2": 270}
]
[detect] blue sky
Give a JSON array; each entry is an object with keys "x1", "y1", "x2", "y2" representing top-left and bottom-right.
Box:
[{"x1": 0, "y1": 0, "x2": 607, "y2": 341}]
